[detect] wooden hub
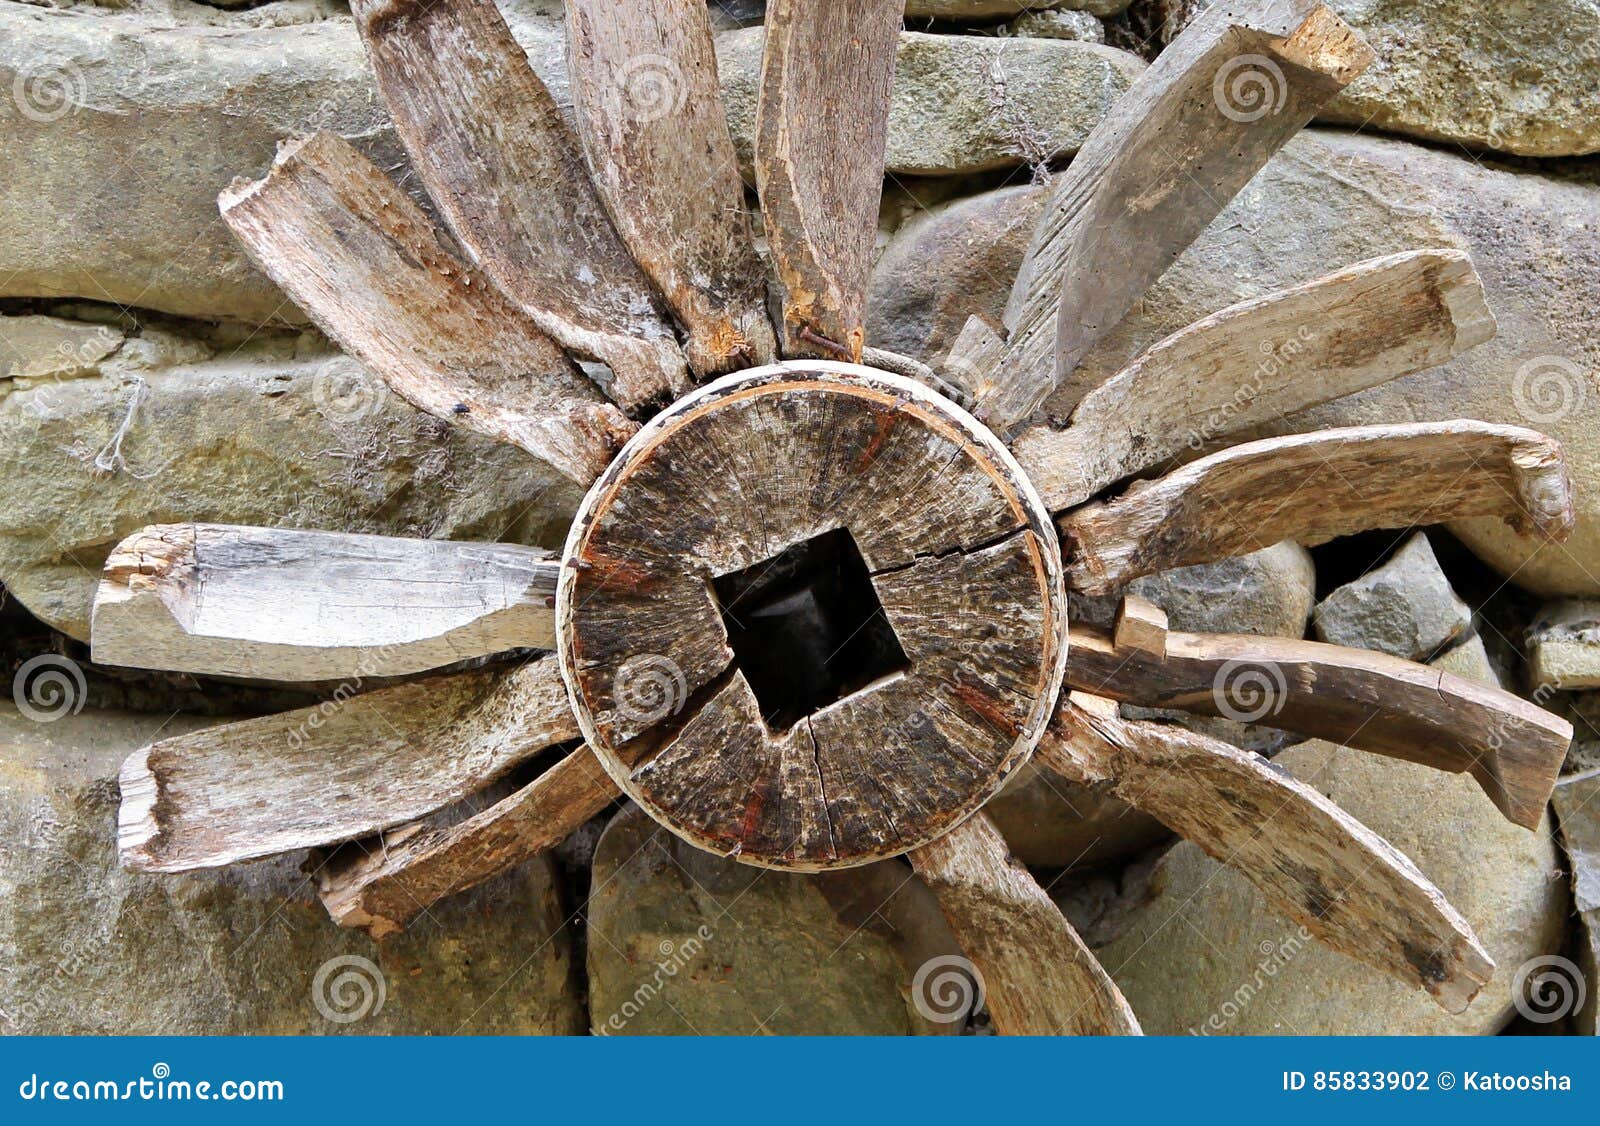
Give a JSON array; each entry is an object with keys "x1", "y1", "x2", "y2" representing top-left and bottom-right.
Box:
[{"x1": 557, "y1": 362, "x2": 1067, "y2": 869}]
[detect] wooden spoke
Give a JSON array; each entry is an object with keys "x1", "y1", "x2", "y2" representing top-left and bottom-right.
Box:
[
  {"x1": 953, "y1": 0, "x2": 1373, "y2": 432},
  {"x1": 1064, "y1": 616, "x2": 1573, "y2": 830},
  {"x1": 90, "y1": 524, "x2": 558, "y2": 682},
  {"x1": 566, "y1": 0, "x2": 776, "y2": 378},
  {"x1": 756, "y1": 0, "x2": 902, "y2": 361},
  {"x1": 350, "y1": 0, "x2": 690, "y2": 412},
  {"x1": 118, "y1": 658, "x2": 578, "y2": 873},
  {"x1": 1012, "y1": 249, "x2": 1496, "y2": 509},
  {"x1": 908, "y1": 812, "x2": 1141, "y2": 1035},
  {"x1": 218, "y1": 132, "x2": 632, "y2": 484},
  {"x1": 1040, "y1": 694, "x2": 1494, "y2": 1012},
  {"x1": 318, "y1": 746, "x2": 621, "y2": 938},
  {"x1": 1058, "y1": 421, "x2": 1574, "y2": 595}
]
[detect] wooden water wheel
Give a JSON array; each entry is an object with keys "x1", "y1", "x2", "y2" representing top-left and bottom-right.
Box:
[{"x1": 89, "y1": 0, "x2": 1579, "y2": 1034}]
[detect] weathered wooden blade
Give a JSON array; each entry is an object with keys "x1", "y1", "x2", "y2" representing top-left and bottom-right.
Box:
[
  {"x1": 566, "y1": 0, "x2": 776, "y2": 378},
  {"x1": 1040, "y1": 694, "x2": 1495, "y2": 1012},
  {"x1": 756, "y1": 0, "x2": 902, "y2": 361},
  {"x1": 218, "y1": 132, "x2": 632, "y2": 484},
  {"x1": 1064, "y1": 616, "x2": 1572, "y2": 830},
  {"x1": 319, "y1": 746, "x2": 621, "y2": 938},
  {"x1": 119, "y1": 657, "x2": 578, "y2": 873},
  {"x1": 1058, "y1": 421, "x2": 1574, "y2": 595},
  {"x1": 908, "y1": 812, "x2": 1141, "y2": 1035},
  {"x1": 1012, "y1": 249, "x2": 1496, "y2": 509},
  {"x1": 349, "y1": 0, "x2": 690, "y2": 412},
  {"x1": 952, "y1": 0, "x2": 1374, "y2": 432},
  {"x1": 90, "y1": 524, "x2": 558, "y2": 682}
]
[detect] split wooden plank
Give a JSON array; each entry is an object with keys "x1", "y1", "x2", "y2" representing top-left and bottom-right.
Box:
[
  {"x1": 319, "y1": 746, "x2": 621, "y2": 938},
  {"x1": 956, "y1": 0, "x2": 1374, "y2": 432},
  {"x1": 756, "y1": 0, "x2": 902, "y2": 361},
  {"x1": 1058, "y1": 421, "x2": 1574, "y2": 595},
  {"x1": 118, "y1": 657, "x2": 579, "y2": 873},
  {"x1": 1063, "y1": 620, "x2": 1573, "y2": 830},
  {"x1": 91, "y1": 524, "x2": 559, "y2": 682},
  {"x1": 908, "y1": 812, "x2": 1142, "y2": 1035},
  {"x1": 1039, "y1": 694, "x2": 1494, "y2": 1012},
  {"x1": 566, "y1": 0, "x2": 776, "y2": 377},
  {"x1": 1011, "y1": 249, "x2": 1497, "y2": 509},
  {"x1": 350, "y1": 0, "x2": 690, "y2": 412},
  {"x1": 218, "y1": 132, "x2": 632, "y2": 485}
]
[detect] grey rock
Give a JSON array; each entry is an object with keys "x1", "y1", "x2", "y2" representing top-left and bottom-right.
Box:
[
  {"x1": 867, "y1": 129, "x2": 1600, "y2": 597},
  {"x1": 1095, "y1": 636, "x2": 1568, "y2": 1035},
  {"x1": 587, "y1": 804, "x2": 964, "y2": 1035},
  {"x1": 716, "y1": 29, "x2": 1143, "y2": 177},
  {"x1": 1318, "y1": 0, "x2": 1600, "y2": 157},
  {"x1": 1528, "y1": 600, "x2": 1600, "y2": 690},
  {"x1": 867, "y1": 182, "x2": 1049, "y2": 364},
  {"x1": 1552, "y1": 768, "x2": 1600, "y2": 1034},
  {"x1": 999, "y1": 8, "x2": 1104, "y2": 42},
  {"x1": 1129, "y1": 541, "x2": 1316, "y2": 640},
  {"x1": 0, "y1": 3, "x2": 570, "y2": 324},
  {"x1": 0, "y1": 703, "x2": 582, "y2": 1034},
  {"x1": 1154, "y1": 0, "x2": 1600, "y2": 157},
  {"x1": 985, "y1": 759, "x2": 1172, "y2": 871},
  {"x1": 1548, "y1": 692, "x2": 1600, "y2": 776},
  {"x1": 1313, "y1": 532, "x2": 1471, "y2": 661},
  {"x1": 0, "y1": 312, "x2": 582, "y2": 640}
]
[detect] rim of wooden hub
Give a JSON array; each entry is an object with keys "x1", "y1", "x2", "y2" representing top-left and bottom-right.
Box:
[{"x1": 556, "y1": 361, "x2": 1067, "y2": 870}]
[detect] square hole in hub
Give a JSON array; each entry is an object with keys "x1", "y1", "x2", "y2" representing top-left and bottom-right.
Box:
[{"x1": 711, "y1": 527, "x2": 910, "y2": 731}]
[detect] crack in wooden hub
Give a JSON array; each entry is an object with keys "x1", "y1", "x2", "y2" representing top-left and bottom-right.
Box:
[{"x1": 557, "y1": 362, "x2": 1068, "y2": 870}]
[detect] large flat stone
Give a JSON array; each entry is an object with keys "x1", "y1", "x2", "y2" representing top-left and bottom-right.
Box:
[
  {"x1": 586, "y1": 804, "x2": 964, "y2": 1035},
  {"x1": 716, "y1": 28, "x2": 1143, "y2": 177},
  {"x1": 0, "y1": 702, "x2": 583, "y2": 1034},
  {"x1": 0, "y1": 312, "x2": 582, "y2": 640}
]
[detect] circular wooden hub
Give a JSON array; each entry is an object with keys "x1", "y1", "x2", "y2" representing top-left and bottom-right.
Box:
[{"x1": 557, "y1": 362, "x2": 1066, "y2": 870}]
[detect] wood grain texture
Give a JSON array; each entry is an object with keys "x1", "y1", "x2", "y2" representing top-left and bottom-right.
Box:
[
  {"x1": 1012, "y1": 249, "x2": 1496, "y2": 509},
  {"x1": 318, "y1": 746, "x2": 621, "y2": 938},
  {"x1": 1059, "y1": 421, "x2": 1575, "y2": 595},
  {"x1": 1064, "y1": 622, "x2": 1572, "y2": 829},
  {"x1": 566, "y1": 0, "x2": 776, "y2": 377},
  {"x1": 908, "y1": 812, "x2": 1142, "y2": 1035},
  {"x1": 967, "y1": 0, "x2": 1373, "y2": 431},
  {"x1": 90, "y1": 524, "x2": 558, "y2": 681},
  {"x1": 559, "y1": 362, "x2": 1066, "y2": 870},
  {"x1": 217, "y1": 132, "x2": 631, "y2": 484},
  {"x1": 756, "y1": 0, "x2": 902, "y2": 360},
  {"x1": 1040, "y1": 695, "x2": 1494, "y2": 1012},
  {"x1": 118, "y1": 657, "x2": 579, "y2": 873},
  {"x1": 350, "y1": 0, "x2": 690, "y2": 412}
]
